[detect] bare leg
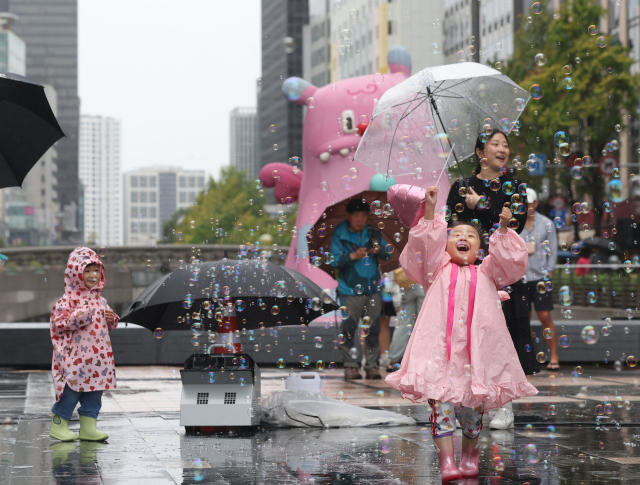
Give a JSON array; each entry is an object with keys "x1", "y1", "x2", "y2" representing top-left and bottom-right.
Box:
[{"x1": 538, "y1": 310, "x2": 559, "y2": 367}]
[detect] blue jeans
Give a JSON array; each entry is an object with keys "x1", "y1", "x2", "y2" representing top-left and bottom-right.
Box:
[{"x1": 52, "y1": 384, "x2": 103, "y2": 420}]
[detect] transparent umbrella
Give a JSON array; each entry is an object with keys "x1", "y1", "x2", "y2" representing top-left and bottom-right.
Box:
[{"x1": 354, "y1": 62, "x2": 530, "y2": 189}]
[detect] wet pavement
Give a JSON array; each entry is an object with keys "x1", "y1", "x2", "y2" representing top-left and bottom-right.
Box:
[{"x1": 1, "y1": 366, "x2": 640, "y2": 484}]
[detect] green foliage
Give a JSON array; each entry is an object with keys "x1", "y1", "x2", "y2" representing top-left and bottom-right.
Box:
[
  {"x1": 502, "y1": 0, "x2": 640, "y2": 233},
  {"x1": 168, "y1": 167, "x2": 294, "y2": 246}
]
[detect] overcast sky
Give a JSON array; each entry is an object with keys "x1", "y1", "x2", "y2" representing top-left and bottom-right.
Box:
[{"x1": 78, "y1": 0, "x2": 261, "y2": 180}]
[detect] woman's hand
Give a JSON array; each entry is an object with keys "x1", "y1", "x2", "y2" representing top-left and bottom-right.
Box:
[
  {"x1": 465, "y1": 187, "x2": 481, "y2": 209},
  {"x1": 498, "y1": 207, "x2": 513, "y2": 234},
  {"x1": 424, "y1": 186, "x2": 438, "y2": 220}
]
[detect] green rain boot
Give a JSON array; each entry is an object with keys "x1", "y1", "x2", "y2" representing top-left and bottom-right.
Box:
[
  {"x1": 49, "y1": 414, "x2": 78, "y2": 442},
  {"x1": 50, "y1": 442, "x2": 77, "y2": 467},
  {"x1": 78, "y1": 415, "x2": 108, "y2": 441}
]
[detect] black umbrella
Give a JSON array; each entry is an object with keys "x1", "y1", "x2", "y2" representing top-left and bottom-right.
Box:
[
  {"x1": 579, "y1": 237, "x2": 623, "y2": 255},
  {"x1": 120, "y1": 258, "x2": 339, "y2": 332},
  {"x1": 0, "y1": 72, "x2": 65, "y2": 188}
]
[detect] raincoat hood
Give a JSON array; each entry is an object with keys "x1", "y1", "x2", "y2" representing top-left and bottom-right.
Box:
[{"x1": 64, "y1": 247, "x2": 106, "y2": 296}]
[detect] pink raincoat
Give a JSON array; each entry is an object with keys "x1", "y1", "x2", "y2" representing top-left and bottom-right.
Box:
[
  {"x1": 385, "y1": 215, "x2": 538, "y2": 410},
  {"x1": 50, "y1": 247, "x2": 119, "y2": 401}
]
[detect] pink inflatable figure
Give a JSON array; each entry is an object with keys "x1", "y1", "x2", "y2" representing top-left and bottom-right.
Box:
[{"x1": 261, "y1": 47, "x2": 450, "y2": 289}]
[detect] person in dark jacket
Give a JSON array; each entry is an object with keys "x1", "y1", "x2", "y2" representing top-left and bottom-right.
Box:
[
  {"x1": 329, "y1": 199, "x2": 392, "y2": 380},
  {"x1": 446, "y1": 129, "x2": 537, "y2": 430}
]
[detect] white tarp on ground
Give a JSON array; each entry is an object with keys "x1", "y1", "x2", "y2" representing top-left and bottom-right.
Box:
[{"x1": 260, "y1": 390, "x2": 416, "y2": 428}]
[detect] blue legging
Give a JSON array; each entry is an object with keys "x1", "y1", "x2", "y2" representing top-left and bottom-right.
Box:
[{"x1": 52, "y1": 384, "x2": 103, "y2": 421}]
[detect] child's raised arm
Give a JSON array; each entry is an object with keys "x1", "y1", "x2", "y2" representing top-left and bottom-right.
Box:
[
  {"x1": 481, "y1": 207, "x2": 528, "y2": 288},
  {"x1": 399, "y1": 186, "x2": 449, "y2": 287}
]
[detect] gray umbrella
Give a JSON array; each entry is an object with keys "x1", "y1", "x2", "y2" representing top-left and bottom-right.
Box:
[{"x1": 354, "y1": 62, "x2": 530, "y2": 188}]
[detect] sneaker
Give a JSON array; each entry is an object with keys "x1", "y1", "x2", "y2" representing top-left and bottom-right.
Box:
[
  {"x1": 365, "y1": 368, "x2": 382, "y2": 380},
  {"x1": 489, "y1": 406, "x2": 514, "y2": 429},
  {"x1": 344, "y1": 368, "x2": 362, "y2": 380}
]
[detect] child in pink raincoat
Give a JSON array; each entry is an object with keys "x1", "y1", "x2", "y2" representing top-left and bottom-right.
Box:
[
  {"x1": 49, "y1": 247, "x2": 119, "y2": 442},
  {"x1": 385, "y1": 186, "x2": 538, "y2": 482}
]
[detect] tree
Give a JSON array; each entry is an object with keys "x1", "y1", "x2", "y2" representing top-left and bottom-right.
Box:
[
  {"x1": 169, "y1": 167, "x2": 294, "y2": 247},
  {"x1": 502, "y1": 0, "x2": 639, "y2": 237}
]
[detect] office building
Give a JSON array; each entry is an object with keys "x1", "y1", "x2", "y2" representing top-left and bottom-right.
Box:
[
  {"x1": 330, "y1": 0, "x2": 444, "y2": 81},
  {"x1": 303, "y1": 0, "x2": 331, "y2": 87},
  {"x1": 259, "y1": 0, "x2": 309, "y2": 169},
  {"x1": 229, "y1": 107, "x2": 259, "y2": 180},
  {"x1": 79, "y1": 115, "x2": 122, "y2": 246},
  {"x1": 8, "y1": 0, "x2": 80, "y2": 243},
  {"x1": 123, "y1": 168, "x2": 207, "y2": 246},
  {"x1": 443, "y1": 0, "x2": 480, "y2": 64}
]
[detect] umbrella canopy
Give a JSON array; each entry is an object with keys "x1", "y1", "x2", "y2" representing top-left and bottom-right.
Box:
[
  {"x1": 579, "y1": 237, "x2": 623, "y2": 255},
  {"x1": 120, "y1": 258, "x2": 339, "y2": 332},
  {"x1": 0, "y1": 72, "x2": 65, "y2": 188},
  {"x1": 354, "y1": 62, "x2": 530, "y2": 184},
  {"x1": 306, "y1": 190, "x2": 407, "y2": 280}
]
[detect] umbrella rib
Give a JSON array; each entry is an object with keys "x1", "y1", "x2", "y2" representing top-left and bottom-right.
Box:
[
  {"x1": 431, "y1": 78, "x2": 472, "y2": 95},
  {"x1": 385, "y1": 90, "x2": 422, "y2": 174},
  {"x1": 375, "y1": 93, "x2": 428, "y2": 115},
  {"x1": 399, "y1": 96, "x2": 429, "y2": 121}
]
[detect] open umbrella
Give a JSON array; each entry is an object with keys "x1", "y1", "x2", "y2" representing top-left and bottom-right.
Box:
[
  {"x1": 306, "y1": 190, "x2": 407, "y2": 280},
  {"x1": 120, "y1": 258, "x2": 339, "y2": 332},
  {"x1": 354, "y1": 62, "x2": 530, "y2": 189},
  {"x1": 0, "y1": 72, "x2": 65, "y2": 188}
]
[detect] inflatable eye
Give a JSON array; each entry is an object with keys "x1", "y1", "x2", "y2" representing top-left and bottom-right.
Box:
[{"x1": 342, "y1": 110, "x2": 355, "y2": 134}]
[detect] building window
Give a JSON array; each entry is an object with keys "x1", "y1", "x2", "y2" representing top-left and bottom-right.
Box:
[
  {"x1": 149, "y1": 176, "x2": 156, "y2": 188},
  {"x1": 150, "y1": 222, "x2": 157, "y2": 234},
  {"x1": 131, "y1": 207, "x2": 137, "y2": 217},
  {"x1": 150, "y1": 192, "x2": 156, "y2": 203},
  {"x1": 130, "y1": 176, "x2": 137, "y2": 187},
  {"x1": 140, "y1": 207, "x2": 147, "y2": 218},
  {"x1": 140, "y1": 222, "x2": 148, "y2": 233},
  {"x1": 188, "y1": 176, "x2": 195, "y2": 188},
  {"x1": 131, "y1": 192, "x2": 138, "y2": 203},
  {"x1": 140, "y1": 176, "x2": 147, "y2": 188},
  {"x1": 131, "y1": 221, "x2": 137, "y2": 232},
  {"x1": 188, "y1": 192, "x2": 195, "y2": 203},
  {"x1": 179, "y1": 176, "x2": 186, "y2": 188},
  {"x1": 197, "y1": 177, "x2": 204, "y2": 188},
  {"x1": 140, "y1": 192, "x2": 147, "y2": 203},
  {"x1": 179, "y1": 192, "x2": 186, "y2": 203},
  {"x1": 150, "y1": 207, "x2": 156, "y2": 218},
  {"x1": 388, "y1": 20, "x2": 392, "y2": 35}
]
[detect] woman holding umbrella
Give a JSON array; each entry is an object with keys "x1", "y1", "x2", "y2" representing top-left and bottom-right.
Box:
[{"x1": 446, "y1": 129, "x2": 538, "y2": 430}]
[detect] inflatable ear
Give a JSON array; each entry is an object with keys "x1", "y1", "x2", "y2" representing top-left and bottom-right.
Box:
[
  {"x1": 388, "y1": 46, "x2": 412, "y2": 77},
  {"x1": 282, "y1": 77, "x2": 318, "y2": 106},
  {"x1": 259, "y1": 163, "x2": 303, "y2": 203}
]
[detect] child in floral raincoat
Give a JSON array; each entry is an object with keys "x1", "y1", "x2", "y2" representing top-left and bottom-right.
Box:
[
  {"x1": 385, "y1": 186, "x2": 538, "y2": 482},
  {"x1": 49, "y1": 247, "x2": 119, "y2": 442}
]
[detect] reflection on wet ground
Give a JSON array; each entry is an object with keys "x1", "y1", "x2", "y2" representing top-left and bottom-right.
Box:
[{"x1": 1, "y1": 366, "x2": 640, "y2": 484}]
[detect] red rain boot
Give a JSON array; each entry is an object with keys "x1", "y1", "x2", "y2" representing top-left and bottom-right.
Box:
[
  {"x1": 459, "y1": 436, "x2": 480, "y2": 478},
  {"x1": 433, "y1": 436, "x2": 462, "y2": 483}
]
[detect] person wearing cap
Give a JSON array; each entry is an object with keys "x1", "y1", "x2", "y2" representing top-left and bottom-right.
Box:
[
  {"x1": 521, "y1": 188, "x2": 559, "y2": 370},
  {"x1": 329, "y1": 198, "x2": 393, "y2": 380}
]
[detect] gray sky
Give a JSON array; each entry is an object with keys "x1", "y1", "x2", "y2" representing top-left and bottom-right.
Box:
[{"x1": 78, "y1": 0, "x2": 261, "y2": 180}]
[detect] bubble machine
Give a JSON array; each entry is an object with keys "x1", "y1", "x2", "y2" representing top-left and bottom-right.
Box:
[{"x1": 180, "y1": 352, "x2": 261, "y2": 433}]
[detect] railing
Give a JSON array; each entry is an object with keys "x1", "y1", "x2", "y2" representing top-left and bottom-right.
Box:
[{"x1": 548, "y1": 264, "x2": 640, "y2": 310}]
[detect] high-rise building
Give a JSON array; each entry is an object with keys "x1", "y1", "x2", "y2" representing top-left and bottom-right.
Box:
[
  {"x1": 478, "y1": 0, "x2": 523, "y2": 63},
  {"x1": 330, "y1": 0, "x2": 445, "y2": 81},
  {"x1": 122, "y1": 167, "x2": 207, "y2": 246},
  {"x1": 259, "y1": 0, "x2": 309, "y2": 170},
  {"x1": 229, "y1": 107, "x2": 259, "y2": 180},
  {"x1": 303, "y1": 0, "x2": 331, "y2": 87},
  {"x1": 443, "y1": 0, "x2": 480, "y2": 64},
  {"x1": 8, "y1": 0, "x2": 80, "y2": 243},
  {"x1": 79, "y1": 115, "x2": 122, "y2": 247}
]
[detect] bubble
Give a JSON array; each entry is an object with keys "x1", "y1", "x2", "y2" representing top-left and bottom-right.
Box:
[
  {"x1": 543, "y1": 328, "x2": 552, "y2": 339},
  {"x1": 581, "y1": 325, "x2": 598, "y2": 345},
  {"x1": 587, "y1": 292, "x2": 598, "y2": 304},
  {"x1": 627, "y1": 356, "x2": 638, "y2": 367},
  {"x1": 349, "y1": 8, "x2": 359, "y2": 17},
  {"x1": 337, "y1": 390, "x2": 346, "y2": 402},
  {"x1": 373, "y1": 72, "x2": 384, "y2": 84},
  {"x1": 98, "y1": 247, "x2": 107, "y2": 257},
  {"x1": 276, "y1": 358, "x2": 286, "y2": 369},
  {"x1": 339, "y1": 307, "x2": 350, "y2": 321},
  {"x1": 502, "y1": 181, "x2": 515, "y2": 196},
  {"x1": 348, "y1": 167, "x2": 359, "y2": 179},
  {"x1": 490, "y1": 179, "x2": 501, "y2": 191},
  {"x1": 606, "y1": 179, "x2": 625, "y2": 203},
  {"x1": 549, "y1": 404, "x2": 557, "y2": 416},
  {"x1": 536, "y1": 351, "x2": 547, "y2": 363},
  {"x1": 513, "y1": 98, "x2": 525, "y2": 112},
  {"x1": 525, "y1": 443, "x2": 539, "y2": 464},
  {"x1": 354, "y1": 284, "x2": 364, "y2": 295},
  {"x1": 316, "y1": 360, "x2": 325, "y2": 371},
  {"x1": 271, "y1": 305, "x2": 280, "y2": 315},
  {"x1": 431, "y1": 42, "x2": 440, "y2": 54},
  {"x1": 306, "y1": 97, "x2": 317, "y2": 108},
  {"x1": 558, "y1": 335, "x2": 571, "y2": 348},
  {"x1": 588, "y1": 25, "x2": 598, "y2": 35},
  {"x1": 394, "y1": 232, "x2": 402, "y2": 243},
  {"x1": 370, "y1": 200, "x2": 383, "y2": 216},
  {"x1": 532, "y1": 2, "x2": 542, "y2": 13},
  {"x1": 235, "y1": 299, "x2": 246, "y2": 312},
  {"x1": 608, "y1": 242, "x2": 616, "y2": 251},
  {"x1": 476, "y1": 249, "x2": 485, "y2": 260},
  {"x1": 341, "y1": 175, "x2": 355, "y2": 190},
  {"x1": 377, "y1": 434, "x2": 390, "y2": 453},
  {"x1": 597, "y1": 36, "x2": 607, "y2": 48},
  {"x1": 191, "y1": 336, "x2": 199, "y2": 347},
  {"x1": 563, "y1": 77, "x2": 575, "y2": 89},
  {"x1": 153, "y1": 328, "x2": 164, "y2": 339},
  {"x1": 529, "y1": 84, "x2": 543, "y2": 100},
  {"x1": 535, "y1": 53, "x2": 547, "y2": 66}
]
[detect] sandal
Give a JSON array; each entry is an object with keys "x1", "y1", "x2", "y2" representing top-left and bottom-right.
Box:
[
  {"x1": 547, "y1": 362, "x2": 560, "y2": 371},
  {"x1": 386, "y1": 364, "x2": 397, "y2": 372}
]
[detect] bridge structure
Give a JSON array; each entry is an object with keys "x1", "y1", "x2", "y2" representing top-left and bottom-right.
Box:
[{"x1": 0, "y1": 244, "x2": 289, "y2": 322}]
